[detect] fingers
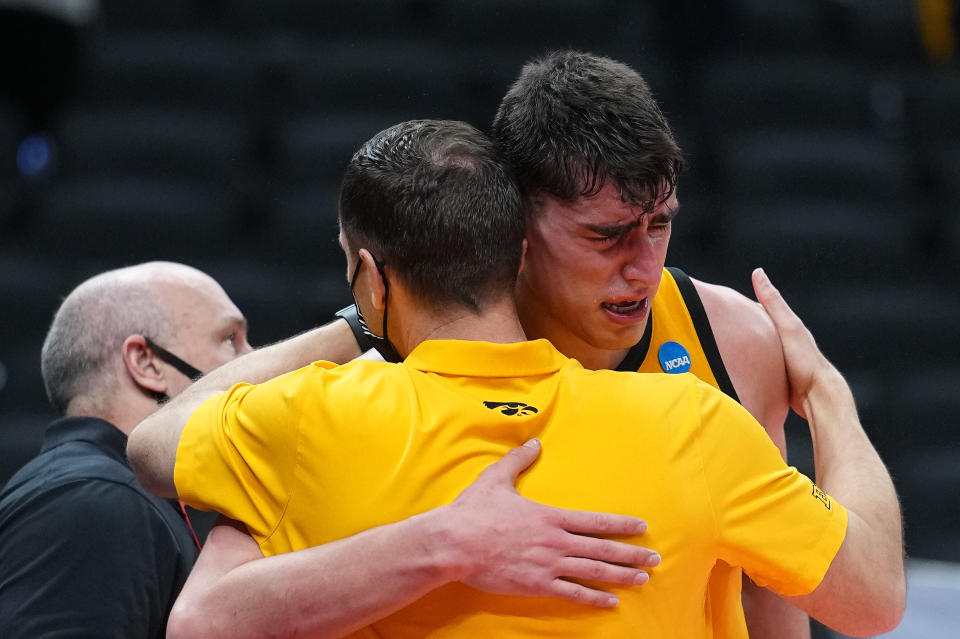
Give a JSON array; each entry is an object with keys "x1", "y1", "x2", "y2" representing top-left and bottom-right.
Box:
[
  {"x1": 551, "y1": 507, "x2": 647, "y2": 536},
  {"x1": 752, "y1": 268, "x2": 801, "y2": 332},
  {"x1": 477, "y1": 438, "x2": 542, "y2": 486},
  {"x1": 557, "y1": 557, "x2": 650, "y2": 587},
  {"x1": 545, "y1": 579, "x2": 620, "y2": 608},
  {"x1": 567, "y1": 534, "x2": 661, "y2": 568}
]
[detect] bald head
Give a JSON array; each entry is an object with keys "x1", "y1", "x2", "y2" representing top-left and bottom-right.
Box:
[{"x1": 41, "y1": 262, "x2": 248, "y2": 416}]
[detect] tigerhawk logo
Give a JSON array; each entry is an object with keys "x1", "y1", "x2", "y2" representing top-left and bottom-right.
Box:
[{"x1": 482, "y1": 401, "x2": 539, "y2": 416}]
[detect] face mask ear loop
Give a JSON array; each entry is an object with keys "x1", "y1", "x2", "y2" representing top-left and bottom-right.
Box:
[{"x1": 349, "y1": 255, "x2": 402, "y2": 363}]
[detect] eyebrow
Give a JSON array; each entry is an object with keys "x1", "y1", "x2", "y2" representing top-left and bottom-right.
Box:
[
  {"x1": 227, "y1": 315, "x2": 248, "y2": 332},
  {"x1": 585, "y1": 205, "x2": 680, "y2": 237}
]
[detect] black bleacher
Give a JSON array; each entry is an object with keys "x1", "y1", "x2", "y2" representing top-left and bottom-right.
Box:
[{"x1": 0, "y1": 6, "x2": 957, "y2": 622}]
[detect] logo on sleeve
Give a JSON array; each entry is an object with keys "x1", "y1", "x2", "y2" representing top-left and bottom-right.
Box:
[
  {"x1": 811, "y1": 484, "x2": 832, "y2": 510},
  {"x1": 658, "y1": 341, "x2": 692, "y2": 374},
  {"x1": 483, "y1": 401, "x2": 539, "y2": 416}
]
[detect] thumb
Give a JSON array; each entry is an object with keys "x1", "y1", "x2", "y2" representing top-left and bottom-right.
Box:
[
  {"x1": 481, "y1": 438, "x2": 541, "y2": 486},
  {"x1": 752, "y1": 268, "x2": 793, "y2": 328}
]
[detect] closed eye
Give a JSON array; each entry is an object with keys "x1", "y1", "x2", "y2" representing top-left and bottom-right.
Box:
[{"x1": 587, "y1": 234, "x2": 619, "y2": 244}]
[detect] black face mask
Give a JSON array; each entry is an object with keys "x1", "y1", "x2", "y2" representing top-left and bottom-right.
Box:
[
  {"x1": 142, "y1": 336, "x2": 204, "y2": 404},
  {"x1": 349, "y1": 256, "x2": 402, "y2": 363}
]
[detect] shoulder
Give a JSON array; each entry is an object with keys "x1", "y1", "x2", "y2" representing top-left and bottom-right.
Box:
[
  {"x1": 690, "y1": 278, "x2": 781, "y2": 356},
  {"x1": 0, "y1": 478, "x2": 187, "y2": 639},
  {"x1": 28, "y1": 475, "x2": 174, "y2": 529},
  {"x1": 0, "y1": 476, "x2": 189, "y2": 571}
]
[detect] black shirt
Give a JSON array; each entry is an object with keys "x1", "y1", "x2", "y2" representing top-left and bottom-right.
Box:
[{"x1": 0, "y1": 416, "x2": 200, "y2": 638}]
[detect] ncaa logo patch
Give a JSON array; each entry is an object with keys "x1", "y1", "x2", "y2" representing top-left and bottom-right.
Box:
[{"x1": 658, "y1": 341, "x2": 692, "y2": 374}]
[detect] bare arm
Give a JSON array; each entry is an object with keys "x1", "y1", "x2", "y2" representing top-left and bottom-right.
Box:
[
  {"x1": 754, "y1": 269, "x2": 905, "y2": 637},
  {"x1": 128, "y1": 319, "x2": 360, "y2": 497},
  {"x1": 694, "y1": 278, "x2": 808, "y2": 639},
  {"x1": 168, "y1": 441, "x2": 660, "y2": 639}
]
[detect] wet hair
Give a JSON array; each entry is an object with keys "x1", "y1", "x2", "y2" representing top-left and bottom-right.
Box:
[
  {"x1": 339, "y1": 119, "x2": 524, "y2": 312},
  {"x1": 492, "y1": 50, "x2": 684, "y2": 214}
]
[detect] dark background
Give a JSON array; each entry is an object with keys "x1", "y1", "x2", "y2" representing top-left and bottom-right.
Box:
[{"x1": 0, "y1": 2, "x2": 957, "y2": 633}]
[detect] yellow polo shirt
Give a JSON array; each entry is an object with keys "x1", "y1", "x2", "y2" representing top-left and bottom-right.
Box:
[
  {"x1": 176, "y1": 338, "x2": 846, "y2": 638},
  {"x1": 633, "y1": 267, "x2": 748, "y2": 636}
]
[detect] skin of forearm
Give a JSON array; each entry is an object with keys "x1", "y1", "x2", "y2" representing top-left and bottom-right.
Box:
[
  {"x1": 170, "y1": 512, "x2": 456, "y2": 639},
  {"x1": 803, "y1": 368, "x2": 899, "y2": 530},
  {"x1": 208, "y1": 320, "x2": 361, "y2": 388},
  {"x1": 802, "y1": 367, "x2": 904, "y2": 618}
]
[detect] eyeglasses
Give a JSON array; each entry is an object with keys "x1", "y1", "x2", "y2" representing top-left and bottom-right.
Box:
[{"x1": 142, "y1": 336, "x2": 203, "y2": 382}]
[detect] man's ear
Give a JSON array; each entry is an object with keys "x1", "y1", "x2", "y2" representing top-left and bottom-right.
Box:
[
  {"x1": 358, "y1": 248, "x2": 387, "y2": 311},
  {"x1": 121, "y1": 335, "x2": 168, "y2": 396}
]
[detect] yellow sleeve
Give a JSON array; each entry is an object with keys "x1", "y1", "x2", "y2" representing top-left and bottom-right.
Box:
[
  {"x1": 174, "y1": 365, "x2": 326, "y2": 543},
  {"x1": 693, "y1": 382, "x2": 848, "y2": 597}
]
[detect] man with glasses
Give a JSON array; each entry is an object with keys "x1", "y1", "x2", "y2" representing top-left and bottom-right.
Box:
[{"x1": 0, "y1": 261, "x2": 251, "y2": 638}]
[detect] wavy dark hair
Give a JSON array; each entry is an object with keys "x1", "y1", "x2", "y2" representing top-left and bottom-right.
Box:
[
  {"x1": 492, "y1": 50, "x2": 684, "y2": 214},
  {"x1": 339, "y1": 120, "x2": 524, "y2": 312}
]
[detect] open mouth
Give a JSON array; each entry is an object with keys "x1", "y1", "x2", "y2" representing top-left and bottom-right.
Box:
[
  {"x1": 602, "y1": 300, "x2": 644, "y2": 314},
  {"x1": 601, "y1": 298, "x2": 649, "y2": 320}
]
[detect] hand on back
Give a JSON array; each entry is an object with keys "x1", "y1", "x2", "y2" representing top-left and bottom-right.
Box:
[{"x1": 442, "y1": 439, "x2": 660, "y2": 607}]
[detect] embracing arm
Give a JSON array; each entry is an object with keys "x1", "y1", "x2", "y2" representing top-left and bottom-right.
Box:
[
  {"x1": 168, "y1": 440, "x2": 660, "y2": 639},
  {"x1": 128, "y1": 318, "x2": 360, "y2": 498},
  {"x1": 754, "y1": 269, "x2": 905, "y2": 637},
  {"x1": 694, "y1": 277, "x2": 807, "y2": 639}
]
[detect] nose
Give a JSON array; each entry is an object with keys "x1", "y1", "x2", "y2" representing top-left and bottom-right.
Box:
[{"x1": 620, "y1": 233, "x2": 662, "y2": 286}]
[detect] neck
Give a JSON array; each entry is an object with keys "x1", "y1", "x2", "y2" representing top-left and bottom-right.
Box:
[
  {"x1": 65, "y1": 390, "x2": 157, "y2": 437},
  {"x1": 391, "y1": 294, "x2": 527, "y2": 357}
]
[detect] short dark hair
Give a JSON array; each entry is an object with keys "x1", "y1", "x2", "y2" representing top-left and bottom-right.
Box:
[
  {"x1": 339, "y1": 120, "x2": 524, "y2": 312},
  {"x1": 492, "y1": 50, "x2": 684, "y2": 213}
]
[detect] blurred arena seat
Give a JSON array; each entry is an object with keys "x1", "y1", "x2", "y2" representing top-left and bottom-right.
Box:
[
  {"x1": 266, "y1": 39, "x2": 465, "y2": 122},
  {"x1": 802, "y1": 283, "x2": 960, "y2": 372},
  {"x1": 57, "y1": 108, "x2": 254, "y2": 185},
  {"x1": 724, "y1": 0, "x2": 834, "y2": 53},
  {"x1": 193, "y1": 257, "x2": 352, "y2": 348},
  {"x1": 0, "y1": 252, "x2": 76, "y2": 419},
  {"x1": 30, "y1": 177, "x2": 242, "y2": 262},
  {"x1": 908, "y1": 67, "x2": 960, "y2": 145},
  {"x1": 435, "y1": 0, "x2": 629, "y2": 52},
  {"x1": 260, "y1": 184, "x2": 344, "y2": 270},
  {"x1": 95, "y1": 0, "x2": 212, "y2": 31},
  {"x1": 715, "y1": 130, "x2": 916, "y2": 201},
  {"x1": 717, "y1": 198, "x2": 925, "y2": 288},
  {"x1": 0, "y1": 411, "x2": 53, "y2": 487},
  {"x1": 272, "y1": 113, "x2": 407, "y2": 186},
  {"x1": 78, "y1": 32, "x2": 258, "y2": 114},
  {"x1": 883, "y1": 368, "x2": 960, "y2": 561},
  {"x1": 698, "y1": 55, "x2": 884, "y2": 138},
  {"x1": 226, "y1": 0, "x2": 438, "y2": 39}
]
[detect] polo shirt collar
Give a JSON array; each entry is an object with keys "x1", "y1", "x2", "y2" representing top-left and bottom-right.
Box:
[
  {"x1": 41, "y1": 416, "x2": 128, "y2": 465},
  {"x1": 404, "y1": 338, "x2": 569, "y2": 377}
]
